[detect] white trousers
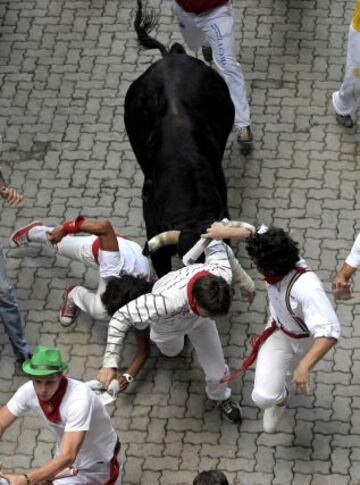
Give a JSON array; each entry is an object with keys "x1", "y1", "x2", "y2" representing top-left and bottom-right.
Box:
[
  {"x1": 252, "y1": 328, "x2": 312, "y2": 409},
  {"x1": 28, "y1": 225, "x2": 109, "y2": 320},
  {"x1": 152, "y1": 318, "x2": 231, "y2": 401},
  {"x1": 332, "y1": 25, "x2": 360, "y2": 116},
  {"x1": 174, "y1": 1, "x2": 250, "y2": 128}
]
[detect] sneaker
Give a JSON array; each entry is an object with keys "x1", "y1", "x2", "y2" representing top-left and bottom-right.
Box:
[
  {"x1": 202, "y1": 45, "x2": 213, "y2": 63},
  {"x1": 59, "y1": 285, "x2": 79, "y2": 327},
  {"x1": 237, "y1": 126, "x2": 253, "y2": 154},
  {"x1": 263, "y1": 404, "x2": 286, "y2": 433},
  {"x1": 335, "y1": 113, "x2": 354, "y2": 128},
  {"x1": 218, "y1": 398, "x2": 242, "y2": 423},
  {"x1": 9, "y1": 221, "x2": 42, "y2": 248}
]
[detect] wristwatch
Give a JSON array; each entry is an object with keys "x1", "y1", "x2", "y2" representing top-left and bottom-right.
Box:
[{"x1": 122, "y1": 373, "x2": 134, "y2": 384}]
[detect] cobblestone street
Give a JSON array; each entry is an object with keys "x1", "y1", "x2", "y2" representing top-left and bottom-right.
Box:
[{"x1": 0, "y1": 0, "x2": 359, "y2": 483}]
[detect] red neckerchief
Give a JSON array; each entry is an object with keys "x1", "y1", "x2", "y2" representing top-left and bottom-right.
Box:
[
  {"x1": 38, "y1": 376, "x2": 68, "y2": 424},
  {"x1": 264, "y1": 265, "x2": 309, "y2": 285},
  {"x1": 187, "y1": 270, "x2": 211, "y2": 315},
  {"x1": 264, "y1": 275, "x2": 284, "y2": 285}
]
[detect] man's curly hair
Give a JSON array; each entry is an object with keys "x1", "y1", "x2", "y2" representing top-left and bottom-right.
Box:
[
  {"x1": 246, "y1": 226, "x2": 300, "y2": 276},
  {"x1": 101, "y1": 275, "x2": 153, "y2": 316}
]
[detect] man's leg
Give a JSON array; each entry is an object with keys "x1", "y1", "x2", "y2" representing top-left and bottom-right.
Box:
[
  {"x1": 252, "y1": 329, "x2": 311, "y2": 432},
  {"x1": 188, "y1": 318, "x2": 241, "y2": 423},
  {"x1": 68, "y1": 278, "x2": 109, "y2": 321},
  {"x1": 199, "y1": 4, "x2": 251, "y2": 137},
  {"x1": 173, "y1": 2, "x2": 207, "y2": 50},
  {"x1": 332, "y1": 24, "x2": 360, "y2": 126},
  {"x1": 0, "y1": 245, "x2": 30, "y2": 360},
  {"x1": 10, "y1": 222, "x2": 98, "y2": 268},
  {"x1": 153, "y1": 334, "x2": 185, "y2": 357}
]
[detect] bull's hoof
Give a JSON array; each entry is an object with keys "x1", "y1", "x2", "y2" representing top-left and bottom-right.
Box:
[{"x1": 142, "y1": 242, "x2": 150, "y2": 256}]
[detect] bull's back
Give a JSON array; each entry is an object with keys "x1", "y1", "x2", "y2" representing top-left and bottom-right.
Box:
[{"x1": 124, "y1": 54, "x2": 235, "y2": 171}]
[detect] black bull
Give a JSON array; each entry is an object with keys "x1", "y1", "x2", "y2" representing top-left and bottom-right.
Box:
[{"x1": 124, "y1": 0, "x2": 235, "y2": 277}]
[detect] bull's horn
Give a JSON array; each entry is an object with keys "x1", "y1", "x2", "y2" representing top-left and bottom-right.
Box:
[{"x1": 146, "y1": 230, "x2": 181, "y2": 253}]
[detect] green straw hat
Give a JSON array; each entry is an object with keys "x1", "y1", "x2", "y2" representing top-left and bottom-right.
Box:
[{"x1": 22, "y1": 345, "x2": 69, "y2": 376}]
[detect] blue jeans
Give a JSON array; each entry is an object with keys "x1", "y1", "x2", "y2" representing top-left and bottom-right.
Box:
[{"x1": 0, "y1": 244, "x2": 30, "y2": 359}]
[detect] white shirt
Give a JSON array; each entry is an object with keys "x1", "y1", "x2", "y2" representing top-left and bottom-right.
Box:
[
  {"x1": 7, "y1": 378, "x2": 118, "y2": 469},
  {"x1": 103, "y1": 240, "x2": 254, "y2": 368},
  {"x1": 267, "y1": 259, "x2": 341, "y2": 340},
  {"x1": 98, "y1": 237, "x2": 151, "y2": 280},
  {"x1": 345, "y1": 233, "x2": 360, "y2": 268}
]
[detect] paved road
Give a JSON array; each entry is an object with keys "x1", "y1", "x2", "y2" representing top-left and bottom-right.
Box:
[{"x1": 0, "y1": 0, "x2": 359, "y2": 483}]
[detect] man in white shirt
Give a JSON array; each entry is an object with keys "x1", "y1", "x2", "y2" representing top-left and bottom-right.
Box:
[
  {"x1": 0, "y1": 345, "x2": 121, "y2": 485},
  {"x1": 245, "y1": 226, "x2": 341, "y2": 433},
  {"x1": 10, "y1": 216, "x2": 152, "y2": 323},
  {"x1": 10, "y1": 217, "x2": 153, "y2": 391},
  {"x1": 332, "y1": 232, "x2": 360, "y2": 300},
  {"x1": 97, "y1": 237, "x2": 256, "y2": 423},
  {"x1": 203, "y1": 223, "x2": 341, "y2": 432}
]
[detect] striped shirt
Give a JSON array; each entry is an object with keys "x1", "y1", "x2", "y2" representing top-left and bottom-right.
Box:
[{"x1": 103, "y1": 240, "x2": 252, "y2": 368}]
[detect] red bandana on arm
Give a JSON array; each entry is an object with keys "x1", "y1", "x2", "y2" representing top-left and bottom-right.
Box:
[
  {"x1": 187, "y1": 270, "x2": 211, "y2": 315},
  {"x1": 38, "y1": 376, "x2": 68, "y2": 424}
]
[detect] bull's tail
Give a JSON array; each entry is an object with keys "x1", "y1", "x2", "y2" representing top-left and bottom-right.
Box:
[{"x1": 135, "y1": 0, "x2": 168, "y2": 56}]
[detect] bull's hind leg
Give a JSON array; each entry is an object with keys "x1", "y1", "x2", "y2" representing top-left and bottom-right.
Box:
[{"x1": 150, "y1": 247, "x2": 173, "y2": 278}]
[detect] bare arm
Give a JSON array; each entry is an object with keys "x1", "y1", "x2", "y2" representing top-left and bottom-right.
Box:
[
  {"x1": 2, "y1": 431, "x2": 86, "y2": 485},
  {"x1": 118, "y1": 328, "x2": 150, "y2": 391},
  {"x1": 332, "y1": 262, "x2": 356, "y2": 300},
  {"x1": 0, "y1": 170, "x2": 23, "y2": 207},
  {"x1": 292, "y1": 337, "x2": 337, "y2": 394},
  {"x1": 0, "y1": 405, "x2": 17, "y2": 439},
  {"x1": 48, "y1": 218, "x2": 118, "y2": 252},
  {"x1": 202, "y1": 223, "x2": 252, "y2": 241}
]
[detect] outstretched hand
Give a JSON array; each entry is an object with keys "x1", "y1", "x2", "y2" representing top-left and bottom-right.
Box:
[
  {"x1": 0, "y1": 187, "x2": 23, "y2": 207},
  {"x1": 202, "y1": 223, "x2": 253, "y2": 241},
  {"x1": 332, "y1": 274, "x2": 353, "y2": 300}
]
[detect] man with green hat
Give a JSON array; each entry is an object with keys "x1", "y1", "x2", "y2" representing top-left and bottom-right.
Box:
[{"x1": 0, "y1": 346, "x2": 121, "y2": 485}]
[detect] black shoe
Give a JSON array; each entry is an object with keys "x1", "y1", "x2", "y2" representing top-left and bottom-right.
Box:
[
  {"x1": 335, "y1": 113, "x2": 354, "y2": 128},
  {"x1": 218, "y1": 398, "x2": 242, "y2": 423},
  {"x1": 15, "y1": 353, "x2": 32, "y2": 372},
  {"x1": 202, "y1": 45, "x2": 213, "y2": 63}
]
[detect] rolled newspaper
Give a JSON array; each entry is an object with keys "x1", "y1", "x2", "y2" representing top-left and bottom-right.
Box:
[{"x1": 86, "y1": 379, "x2": 119, "y2": 405}]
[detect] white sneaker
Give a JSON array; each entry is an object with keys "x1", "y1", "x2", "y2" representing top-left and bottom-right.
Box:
[
  {"x1": 59, "y1": 285, "x2": 79, "y2": 327},
  {"x1": 9, "y1": 221, "x2": 42, "y2": 248},
  {"x1": 263, "y1": 404, "x2": 286, "y2": 433}
]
